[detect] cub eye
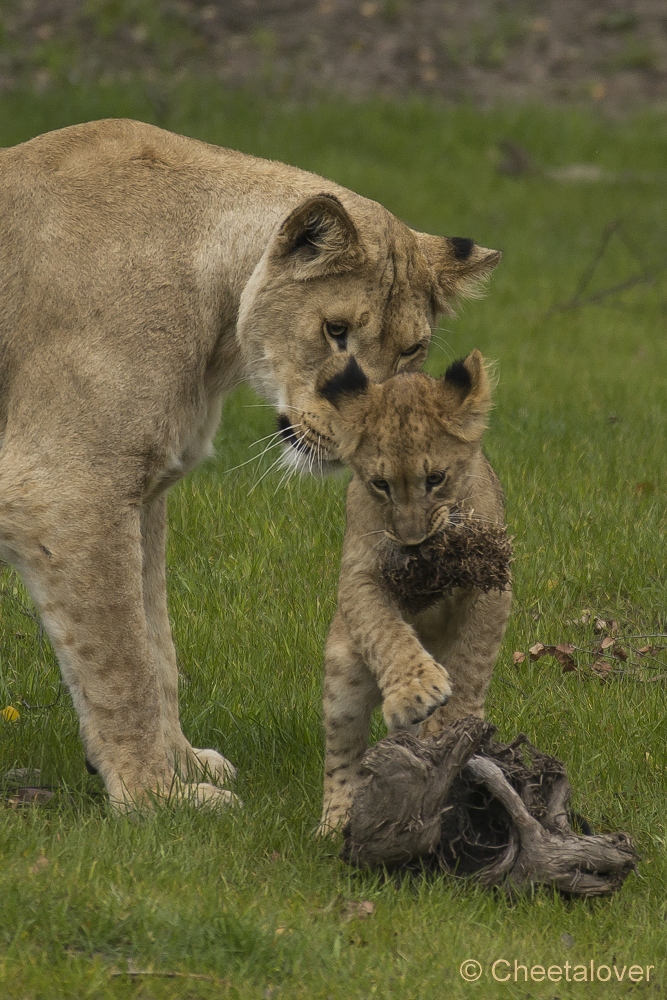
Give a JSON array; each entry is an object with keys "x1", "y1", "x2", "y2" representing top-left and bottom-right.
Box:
[
  {"x1": 370, "y1": 477, "x2": 390, "y2": 495},
  {"x1": 426, "y1": 471, "x2": 446, "y2": 489},
  {"x1": 324, "y1": 321, "x2": 349, "y2": 351},
  {"x1": 400, "y1": 343, "x2": 422, "y2": 358}
]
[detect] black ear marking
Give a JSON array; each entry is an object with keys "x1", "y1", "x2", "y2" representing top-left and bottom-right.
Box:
[
  {"x1": 444, "y1": 358, "x2": 473, "y2": 392},
  {"x1": 448, "y1": 237, "x2": 475, "y2": 261},
  {"x1": 319, "y1": 357, "x2": 369, "y2": 406}
]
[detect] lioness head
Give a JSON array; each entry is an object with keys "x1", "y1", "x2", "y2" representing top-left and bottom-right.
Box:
[
  {"x1": 235, "y1": 193, "x2": 499, "y2": 472},
  {"x1": 311, "y1": 349, "x2": 493, "y2": 547}
]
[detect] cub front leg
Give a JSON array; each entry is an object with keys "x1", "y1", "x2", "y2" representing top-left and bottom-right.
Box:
[
  {"x1": 319, "y1": 612, "x2": 381, "y2": 834},
  {"x1": 339, "y1": 569, "x2": 451, "y2": 734},
  {"x1": 418, "y1": 587, "x2": 512, "y2": 738}
]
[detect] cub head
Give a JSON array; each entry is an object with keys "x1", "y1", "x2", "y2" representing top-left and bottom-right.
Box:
[
  {"x1": 313, "y1": 349, "x2": 494, "y2": 547},
  {"x1": 235, "y1": 192, "x2": 500, "y2": 473}
]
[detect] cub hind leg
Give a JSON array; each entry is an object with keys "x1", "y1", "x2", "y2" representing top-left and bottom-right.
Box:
[{"x1": 319, "y1": 611, "x2": 381, "y2": 834}]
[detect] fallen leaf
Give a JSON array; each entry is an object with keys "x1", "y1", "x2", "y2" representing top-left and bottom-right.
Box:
[
  {"x1": 5, "y1": 787, "x2": 54, "y2": 808},
  {"x1": 528, "y1": 642, "x2": 546, "y2": 661},
  {"x1": 344, "y1": 900, "x2": 375, "y2": 920},
  {"x1": 609, "y1": 619, "x2": 619, "y2": 634},
  {"x1": 600, "y1": 637, "x2": 615, "y2": 650},
  {"x1": 512, "y1": 651, "x2": 526, "y2": 665},
  {"x1": 591, "y1": 659, "x2": 613, "y2": 679},
  {"x1": 554, "y1": 644, "x2": 576, "y2": 671},
  {"x1": 638, "y1": 645, "x2": 652, "y2": 655},
  {"x1": 614, "y1": 647, "x2": 628, "y2": 662},
  {"x1": 29, "y1": 855, "x2": 49, "y2": 874},
  {"x1": 1, "y1": 705, "x2": 20, "y2": 723},
  {"x1": 3, "y1": 767, "x2": 40, "y2": 783},
  {"x1": 594, "y1": 617, "x2": 607, "y2": 633}
]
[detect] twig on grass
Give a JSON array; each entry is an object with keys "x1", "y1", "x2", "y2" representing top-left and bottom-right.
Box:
[
  {"x1": 111, "y1": 970, "x2": 229, "y2": 986},
  {"x1": 547, "y1": 219, "x2": 667, "y2": 314}
]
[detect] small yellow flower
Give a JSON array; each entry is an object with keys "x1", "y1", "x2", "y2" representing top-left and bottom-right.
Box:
[{"x1": 1, "y1": 705, "x2": 20, "y2": 722}]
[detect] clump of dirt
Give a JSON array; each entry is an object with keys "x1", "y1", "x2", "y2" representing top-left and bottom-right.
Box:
[
  {"x1": 2, "y1": 1, "x2": 667, "y2": 110},
  {"x1": 379, "y1": 507, "x2": 512, "y2": 614}
]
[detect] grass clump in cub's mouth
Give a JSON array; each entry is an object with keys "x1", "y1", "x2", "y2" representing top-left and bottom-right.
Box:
[{"x1": 380, "y1": 506, "x2": 513, "y2": 615}]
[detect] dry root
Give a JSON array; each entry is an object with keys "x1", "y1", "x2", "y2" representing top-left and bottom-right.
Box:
[
  {"x1": 379, "y1": 508, "x2": 512, "y2": 614},
  {"x1": 341, "y1": 718, "x2": 638, "y2": 897}
]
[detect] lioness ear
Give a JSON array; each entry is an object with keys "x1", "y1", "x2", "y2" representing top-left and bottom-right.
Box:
[
  {"x1": 273, "y1": 194, "x2": 365, "y2": 280},
  {"x1": 417, "y1": 233, "x2": 501, "y2": 314},
  {"x1": 441, "y1": 349, "x2": 493, "y2": 441}
]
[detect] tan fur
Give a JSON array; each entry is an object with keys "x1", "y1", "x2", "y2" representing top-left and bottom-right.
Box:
[
  {"x1": 0, "y1": 119, "x2": 499, "y2": 810},
  {"x1": 312, "y1": 352, "x2": 511, "y2": 832}
]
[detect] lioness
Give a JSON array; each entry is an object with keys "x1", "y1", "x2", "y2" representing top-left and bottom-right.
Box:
[
  {"x1": 304, "y1": 351, "x2": 511, "y2": 833},
  {"x1": 0, "y1": 118, "x2": 499, "y2": 810}
]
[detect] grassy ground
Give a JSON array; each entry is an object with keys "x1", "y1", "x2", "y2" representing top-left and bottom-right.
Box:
[{"x1": 1, "y1": 87, "x2": 666, "y2": 999}]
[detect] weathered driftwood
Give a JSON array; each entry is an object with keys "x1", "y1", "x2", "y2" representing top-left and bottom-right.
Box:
[
  {"x1": 379, "y1": 507, "x2": 513, "y2": 615},
  {"x1": 341, "y1": 718, "x2": 638, "y2": 897}
]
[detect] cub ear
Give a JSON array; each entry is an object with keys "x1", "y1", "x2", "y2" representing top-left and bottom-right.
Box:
[
  {"x1": 416, "y1": 233, "x2": 501, "y2": 314},
  {"x1": 316, "y1": 356, "x2": 371, "y2": 459},
  {"x1": 441, "y1": 349, "x2": 493, "y2": 441},
  {"x1": 272, "y1": 194, "x2": 365, "y2": 280}
]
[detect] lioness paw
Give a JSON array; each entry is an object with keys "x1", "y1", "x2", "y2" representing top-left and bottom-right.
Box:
[
  {"x1": 383, "y1": 663, "x2": 452, "y2": 731},
  {"x1": 191, "y1": 748, "x2": 237, "y2": 785}
]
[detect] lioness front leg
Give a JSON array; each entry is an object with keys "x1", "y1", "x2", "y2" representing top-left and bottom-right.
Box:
[
  {"x1": 140, "y1": 496, "x2": 236, "y2": 787},
  {"x1": 0, "y1": 456, "x2": 234, "y2": 811},
  {"x1": 319, "y1": 613, "x2": 381, "y2": 835}
]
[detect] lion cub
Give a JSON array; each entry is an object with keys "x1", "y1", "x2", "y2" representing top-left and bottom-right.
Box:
[{"x1": 315, "y1": 350, "x2": 511, "y2": 832}]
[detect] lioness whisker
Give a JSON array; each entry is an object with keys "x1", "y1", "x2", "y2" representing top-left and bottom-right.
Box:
[{"x1": 224, "y1": 436, "x2": 286, "y2": 474}]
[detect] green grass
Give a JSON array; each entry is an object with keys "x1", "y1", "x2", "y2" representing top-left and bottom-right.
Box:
[{"x1": 1, "y1": 86, "x2": 667, "y2": 998}]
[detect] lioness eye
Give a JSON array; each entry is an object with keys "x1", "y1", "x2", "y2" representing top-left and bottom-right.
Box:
[
  {"x1": 400, "y1": 343, "x2": 422, "y2": 358},
  {"x1": 324, "y1": 321, "x2": 349, "y2": 351},
  {"x1": 370, "y1": 477, "x2": 390, "y2": 494},
  {"x1": 426, "y1": 471, "x2": 446, "y2": 488}
]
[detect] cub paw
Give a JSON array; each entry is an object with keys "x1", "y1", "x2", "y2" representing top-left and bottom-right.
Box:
[{"x1": 383, "y1": 662, "x2": 452, "y2": 731}]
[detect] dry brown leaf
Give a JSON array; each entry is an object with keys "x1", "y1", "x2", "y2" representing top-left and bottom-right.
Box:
[
  {"x1": 591, "y1": 659, "x2": 613, "y2": 679},
  {"x1": 5, "y1": 787, "x2": 54, "y2": 808},
  {"x1": 528, "y1": 642, "x2": 546, "y2": 661},
  {"x1": 600, "y1": 636, "x2": 615, "y2": 650},
  {"x1": 614, "y1": 647, "x2": 628, "y2": 662},
  {"x1": 344, "y1": 900, "x2": 375, "y2": 920},
  {"x1": 512, "y1": 651, "x2": 526, "y2": 665},
  {"x1": 554, "y1": 644, "x2": 576, "y2": 672}
]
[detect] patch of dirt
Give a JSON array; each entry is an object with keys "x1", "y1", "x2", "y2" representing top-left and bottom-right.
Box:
[{"x1": 2, "y1": 1, "x2": 667, "y2": 109}]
